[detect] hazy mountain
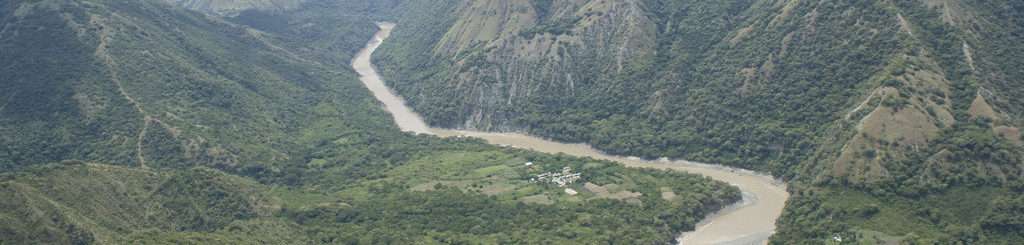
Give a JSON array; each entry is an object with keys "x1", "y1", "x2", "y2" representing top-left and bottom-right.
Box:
[{"x1": 163, "y1": 0, "x2": 305, "y2": 15}]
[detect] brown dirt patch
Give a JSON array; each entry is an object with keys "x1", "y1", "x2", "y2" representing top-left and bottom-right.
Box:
[
  {"x1": 968, "y1": 94, "x2": 998, "y2": 120},
  {"x1": 994, "y1": 126, "x2": 1022, "y2": 146}
]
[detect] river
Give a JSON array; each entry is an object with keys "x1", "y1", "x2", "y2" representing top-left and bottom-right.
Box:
[{"x1": 353, "y1": 22, "x2": 789, "y2": 245}]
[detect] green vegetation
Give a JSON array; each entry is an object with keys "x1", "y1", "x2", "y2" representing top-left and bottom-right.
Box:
[
  {"x1": 4, "y1": 0, "x2": 1022, "y2": 243},
  {"x1": 281, "y1": 147, "x2": 738, "y2": 244},
  {"x1": 529, "y1": 0, "x2": 554, "y2": 20},
  {"x1": 0, "y1": 148, "x2": 739, "y2": 244},
  {"x1": 774, "y1": 186, "x2": 1024, "y2": 244},
  {"x1": 378, "y1": 0, "x2": 908, "y2": 174},
  {"x1": 0, "y1": 164, "x2": 275, "y2": 244},
  {"x1": 0, "y1": 0, "x2": 741, "y2": 243},
  {"x1": 0, "y1": 0, "x2": 387, "y2": 172},
  {"x1": 518, "y1": 16, "x2": 580, "y2": 39}
]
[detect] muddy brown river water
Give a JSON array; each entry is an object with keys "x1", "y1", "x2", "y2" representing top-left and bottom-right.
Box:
[{"x1": 354, "y1": 22, "x2": 789, "y2": 245}]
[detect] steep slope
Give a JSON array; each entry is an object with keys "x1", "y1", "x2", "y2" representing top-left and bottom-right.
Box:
[
  {"x1": 0, "y1": 0, "x2": 385, "y2": 172},
  {"x1": 380, "y1": 0, "x2": 1023, "y2": 178},
  {"x1": 0, "y1": 163, "x2": 284, "y2": 244},
  {"x1": 801, "y1": 0, "x2": 1024, "y2": 190},
  {"x1": 376, "y1": 0, "x2": 1024, "y2": 243}
]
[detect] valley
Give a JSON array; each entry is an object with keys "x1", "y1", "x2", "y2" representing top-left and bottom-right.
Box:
[
  {"x1": 356, "y1": 23, "x2": 788, "y2": 245},
  {"x1": 2, "y1": 0, "x2": 1022, "y2": 243},
  {"x1": 374, "y1": 0, "x2": 1024, "y2": 243},
  {"x1": 0, "y1": 1, "x2": 744, "y2": 243}
]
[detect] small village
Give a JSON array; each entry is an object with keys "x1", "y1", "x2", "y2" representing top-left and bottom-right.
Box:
[{"x1": 528, "y1": 164, "x2": 582, "y2": 187}]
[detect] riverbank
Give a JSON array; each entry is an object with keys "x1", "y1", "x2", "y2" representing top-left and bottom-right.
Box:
[{"x1": 355, "y1": 22, "x2": 789, "y2": 244}]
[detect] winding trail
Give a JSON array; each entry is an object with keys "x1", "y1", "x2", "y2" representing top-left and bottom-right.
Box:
[
  {"x1": 354, "y1": 23, "x2": 789, "y2": 245},
  {"x1": 92, "y1": 15, "x2": 152, "y2": 168}
]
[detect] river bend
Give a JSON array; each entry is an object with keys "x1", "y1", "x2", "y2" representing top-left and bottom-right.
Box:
[{"x1": 354, "y1": 23, "x2": 789, "y2": 245}]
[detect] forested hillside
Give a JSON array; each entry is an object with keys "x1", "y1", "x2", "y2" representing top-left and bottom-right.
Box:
[
  {"x1": 0, "y1": 0, "x2": 387, "y2": 172},
  {"x1": 376, "y1": 0, "x2": 1024, "y2": 243},
  {"x1": 0, "y1": 0, "x2": 741, "y2": 243}
]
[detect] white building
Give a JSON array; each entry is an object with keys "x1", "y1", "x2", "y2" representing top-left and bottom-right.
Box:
[{"x1": 534, "y1": 167, "x2": 582, "y2": 187}]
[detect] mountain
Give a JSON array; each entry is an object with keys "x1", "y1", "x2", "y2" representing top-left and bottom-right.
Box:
[
  {"x1": 0, "y1": 163, "x2": 289, "y2": 244},
  {"x1": 375, "y1": 0, "x2": 1024, "y2": 243},
  {"x1": 0, "y1": 0, "x2": 389, "y2": 172},
  {"x1": 4, "y1": 0, "x2": 1022, "y2": 243},
  {"x1": 163, "y1": 0, "x2": 305, "y2": 15},
  {"x1": 0, "y1": 0, "x2": 741, "y2": 243}
]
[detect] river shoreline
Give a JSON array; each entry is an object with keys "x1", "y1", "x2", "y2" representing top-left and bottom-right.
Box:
[{"x1": 355, "y1": 22, "x2": 789, "y2": 245}]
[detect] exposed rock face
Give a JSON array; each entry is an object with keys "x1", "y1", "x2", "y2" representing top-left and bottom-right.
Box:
[
  {"x1": 384, "y1": 0, "x2": 659, "y2": 131},
  {"x1": 380, "y1": 0, "x2": 1024, "y2": 187}
]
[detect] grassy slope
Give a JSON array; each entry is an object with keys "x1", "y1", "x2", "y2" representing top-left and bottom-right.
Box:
[{"x1": 0, "y1": 163, "x2": 279, "y2": 244}]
